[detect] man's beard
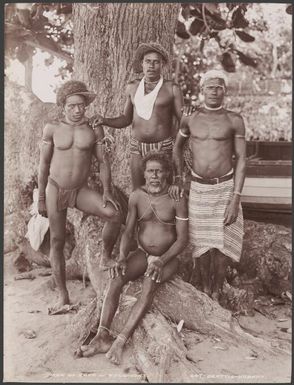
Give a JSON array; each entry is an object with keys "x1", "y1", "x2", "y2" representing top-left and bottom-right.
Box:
[{"x1": 147, "y1": 181, "x2": 166, "y2": 194}]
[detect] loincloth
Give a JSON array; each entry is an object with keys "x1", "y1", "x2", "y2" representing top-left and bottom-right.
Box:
[
  {"x1": 188, "y1": 177, "x2": 244, "y2": 262},
  {"x1": 130, "y1": 136, "x2": 174, "y2": 157},
  {"x1": 48, "y1": 177, "x2": 83, "y2": 212}
]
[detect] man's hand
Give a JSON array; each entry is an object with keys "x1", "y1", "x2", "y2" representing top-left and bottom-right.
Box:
[
  {"x1": 89, "y1": 113, "x2": 104, "y2": 128},
  {"x1": 103, "y1": 191, "x2": 119, "y2": 210},
  {"x1": 38, "y1": 200, "x2": 47, "y2": 217},
  {"x1": 144, "y1": 256, "x2": 164, "y2": 283},
  {"x1": 181, "y1": 105, "x2": 197, "y2": 116},
  {"x1": 108, "y1": 259, "x2": 127, "y2": 279},
  {"x1": 224, "y1": 197, "x2": 240, "y2": 226},
  {"x1": 168, "y1": 181, "x2": 184, "y2": 202}
]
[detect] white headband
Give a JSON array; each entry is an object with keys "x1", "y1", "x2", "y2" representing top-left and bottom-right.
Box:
[{"x1": 200, "y1": 70, "x2": 228, "y2": 88}]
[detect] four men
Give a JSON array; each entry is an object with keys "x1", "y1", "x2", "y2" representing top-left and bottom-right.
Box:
[{"x1": 37, "y1": 43, "x2": 246, "y2": 363}]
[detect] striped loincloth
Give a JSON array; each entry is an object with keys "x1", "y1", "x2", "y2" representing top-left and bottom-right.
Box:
[
  {"x1": 130, "y1": 136, "x2": 174, "y2": 157},
  {"x1": 188, "y1": 178, "x2": 244, "y2": 262}
]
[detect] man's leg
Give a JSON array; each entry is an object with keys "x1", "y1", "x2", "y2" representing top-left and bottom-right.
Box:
[
  {"x1": 130, "y1": 153, "x2": 145, "y2": 191},
  {"x1": 79, "y1": 248, "x2": 148, "y2": 357},
  {"x1": 198, "y1": 250, "x2": 212, "y2": 296},
  {"x1": 75, "y1": 187, "x2": 122, "y2": 265},
  {"x1": 46, "y1": 183, "x2": 69, "y2": 309},
  {"x1": 106, "y1": 257, "x2": 178, "y2": 365},
  {"x1": 211, "y1": 250, "x2": 230, "y2": 301}
]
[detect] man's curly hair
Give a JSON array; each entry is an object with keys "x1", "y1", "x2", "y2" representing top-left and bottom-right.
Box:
[
  {"x1": 142, "y1": 151, "x2": 171, "y2": 173},
  {"x1": 56, "y1": 80, "x2": 92, "y2": 107}
]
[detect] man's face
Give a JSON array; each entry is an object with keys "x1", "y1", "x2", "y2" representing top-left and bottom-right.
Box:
[
  {"x1": 142, "y1": 52, "x2": 163, "y2": 80},
  {"x1": 64, "y1": 94, "x2": 86, "y2": 123},
  {"x1": 202, "y1": 78, "x2": 226, "y2": 108},
  {"x1": 144, "y1": 160, "x2": 168, "y2": 194}
]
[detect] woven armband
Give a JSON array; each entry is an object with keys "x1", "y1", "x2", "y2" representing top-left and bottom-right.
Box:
[{"x1": 235, "y1": 135, "x2": 245, "y2": 139}]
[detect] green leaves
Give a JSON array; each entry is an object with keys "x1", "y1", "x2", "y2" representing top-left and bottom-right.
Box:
[
  {"x1": 221, "y1": 52, "x2": 236, "y2": 72},
  {"x1": 232, "y1": 7, "x2": 249, "y2": 28},
  {"x1": 176, "y1": 21, "x2": 190, "y2": 39},
  {"x1": 235, "y1": 30, "x2": 255, "y2": 42},
  {"x1": 189, "y1": 18, "x2": 204, "y2": 36},
  {"x1": 236, "y1": 50, "x2": 258, "y2": 67}
]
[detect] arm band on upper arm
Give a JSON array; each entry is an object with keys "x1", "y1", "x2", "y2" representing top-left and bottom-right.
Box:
[
  {"x1": 175, "y1": 216, "x2": 189, "y2": 221},
  {"x1": 179, "y1": 129, "x2": 190, "y2": 138},
  {"x1": 42, "y1": 139, "x2": 52, "y2": 145},
  {"x1": 95, "y1": 139, "x2": 104, "y2": 145},
  {"x1": 235, "y1": 135, "x2": 245, "y2": 139}
]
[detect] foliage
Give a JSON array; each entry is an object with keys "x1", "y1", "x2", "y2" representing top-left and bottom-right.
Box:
[
  {"x1": 174, "y1": 3, "x2": 292, "y2": 103},
  {"x1": 5, "y1": 3, "x2": 73, "y2": 78}
]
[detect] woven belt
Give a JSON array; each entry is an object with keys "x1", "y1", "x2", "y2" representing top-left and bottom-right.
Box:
[{"x1": 191, "y1": 172, "x2": 233, "y2": 185}]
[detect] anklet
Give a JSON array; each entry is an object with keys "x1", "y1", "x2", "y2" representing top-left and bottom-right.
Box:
[
  {"x1": 117, "y1": 334, "x2": 128, "y2": 343},
  {"x1": 98, "y1": 325, "x2": 111, "y2": 334}
]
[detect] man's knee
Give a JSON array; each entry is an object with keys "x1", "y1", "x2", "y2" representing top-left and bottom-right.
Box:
[{"x1": 103, "y1": 206, "x2": 122, "y2": 224}]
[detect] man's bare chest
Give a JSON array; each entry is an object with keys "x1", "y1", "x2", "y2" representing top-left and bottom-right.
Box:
[
  {"x1": 190, "y1": 114, "x2": 233, "y2": 141},
  {"x1": 53, "y1": 124, "x2": 95, "y2": 151}
]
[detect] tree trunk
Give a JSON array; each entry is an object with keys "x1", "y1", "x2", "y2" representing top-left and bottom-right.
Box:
[{"x1": 24, "y1": 52, "x2": 33, "y2": 92}]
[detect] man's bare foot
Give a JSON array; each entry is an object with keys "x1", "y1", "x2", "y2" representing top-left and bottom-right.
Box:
[
  {"x1": 80, "y1": 333, "x2": 114, "y2": 357},
  {"x1": 105, "y1": 336, "x2": 126, "y2": 365},
  {"x1": 48, "y1": 290, "x2": 70, "y2": 314}
]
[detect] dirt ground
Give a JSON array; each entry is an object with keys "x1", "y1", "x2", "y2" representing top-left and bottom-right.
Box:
[{"x1": 3, "y1": 252, "x2": 292, "y2": 383}]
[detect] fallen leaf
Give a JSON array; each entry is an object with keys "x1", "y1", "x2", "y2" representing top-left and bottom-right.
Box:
[{"x1": 177, "y1": 319, "x2": 184, "y2": 333}]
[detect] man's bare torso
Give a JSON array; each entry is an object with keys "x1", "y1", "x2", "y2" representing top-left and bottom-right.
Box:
[
  {"x1": 135, "y1": 189, "x2": 177, "y2": 255},
  {"x1": 129, "y1": 79, "x2": 175, "y2": 142},
  {"x1": 188, "y1": 108, "x2": 238, "y2": 178},
  {"x1": 49, "y1": 120, "x2": 95, "y2": 188}
]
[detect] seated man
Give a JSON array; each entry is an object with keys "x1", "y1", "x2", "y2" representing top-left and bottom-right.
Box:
[{"x1": 78, "y1": 151, "x2": 188, "y2": 364}]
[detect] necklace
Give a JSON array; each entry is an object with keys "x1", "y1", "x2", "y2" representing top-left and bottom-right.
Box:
[
  {"x1": 144, "y1": 79, "x2": 160, "y2": 84},
  {"x1": 204, "y1": 103, "x2": 223, "y2": 111}
]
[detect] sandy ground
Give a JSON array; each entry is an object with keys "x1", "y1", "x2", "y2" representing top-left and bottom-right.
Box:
[{"x1": 3, "y1": 252, "x2": 292, "y2": 383}]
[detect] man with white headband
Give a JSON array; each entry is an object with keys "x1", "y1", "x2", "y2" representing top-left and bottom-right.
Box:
[{"x1": 171, "y1": 69, "x2": 246, "y2": 301}]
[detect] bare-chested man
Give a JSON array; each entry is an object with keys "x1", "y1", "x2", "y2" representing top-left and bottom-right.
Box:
[
  {"x1": 171, "y1": 70, "x2": 246, "y2": 301},
  {"x1": 77, "y1": 152, "x2": 188, "y2": 363},
  {"x1": 91, "y1": 42, "x2": 183, "y2": 189},
  {"x1": 38, "y1": 80, "x2": 122, "y2": 313}
]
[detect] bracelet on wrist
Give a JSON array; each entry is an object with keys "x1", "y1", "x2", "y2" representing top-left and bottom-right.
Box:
[{"x1": 233, "y1": 191, "x2": 241, "y2": 196}]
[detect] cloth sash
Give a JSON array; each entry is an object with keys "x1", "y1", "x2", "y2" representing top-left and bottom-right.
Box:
[
  {"x1": 134, "y1": 77, "x2": 163, "y2": 120},
  {"x1": 188, "y1": 178, "x2": 244, "y2": 262}
]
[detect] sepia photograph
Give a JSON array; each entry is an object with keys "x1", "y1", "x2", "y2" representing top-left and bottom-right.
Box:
[{"x1": 3, "y1": 2, "x2": 292, "y2": 383}]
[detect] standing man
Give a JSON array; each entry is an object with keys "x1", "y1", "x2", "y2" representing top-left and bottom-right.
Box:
[
  {"x1": 38, "y1": 80, "x2": 122, "y2": 313},
  {"x1": 77, "y1": 152, "x2": 188, "y2": 364},
  {"x1": 91, "y1": 42, "x2": 183, "y2": 190},
  {"x1": 172, "y1": 70, "x2": 246, "y2": 301}
]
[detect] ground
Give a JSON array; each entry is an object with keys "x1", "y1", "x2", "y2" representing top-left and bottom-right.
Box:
[{"x1": 3, "y1": 252, "x2": 292, "y2": 383}]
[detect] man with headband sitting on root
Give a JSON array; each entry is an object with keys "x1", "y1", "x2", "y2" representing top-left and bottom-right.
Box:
[
  {"x1": 38, "y1": 80, "x2": 122, "y2": 314},
  {"x1": 90, "y1": 42, "x2": 184, "y2": 190},
  {"x1": 171, "y1": 69, "x2": 246, "y2": 302}
]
